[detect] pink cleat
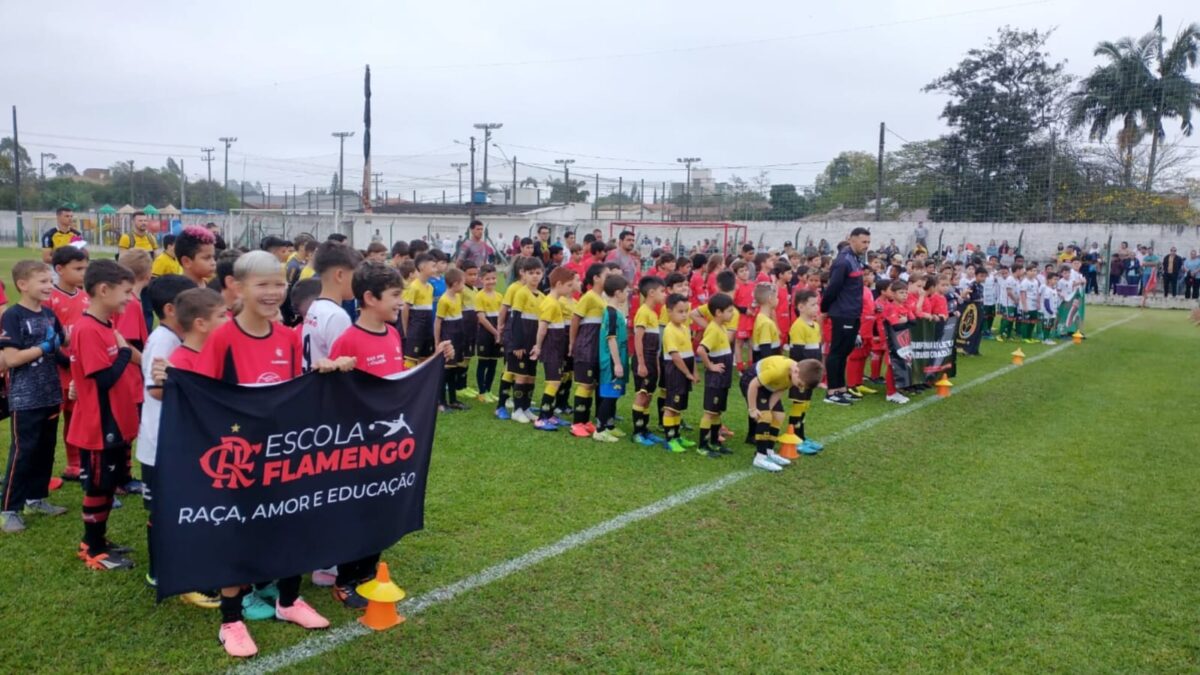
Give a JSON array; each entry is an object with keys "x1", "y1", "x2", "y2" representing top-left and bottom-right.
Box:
[
  {"x1": 275, "y1": 598, "x2": 330, "y2": 629},
  {"x1": 219, "y1": 621, "x2": 258, "y2": 658}
]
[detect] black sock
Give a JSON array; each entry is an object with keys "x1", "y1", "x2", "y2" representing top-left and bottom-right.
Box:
[
  {"x1": 754, "y1": 420, "x2": 772, "y2": 455},
  {"x1": 146, "y1": 522, "x2": 154, "y2": 579},
  {"x1": 540, "y1": 392, "x2": 555, "y2": 420},
  {"x1": 710, "y1": 425, "x2": 723, "y2": 448},
  {"x1": 497, "y1": 377, "x2": 512, "y2": 409},
  {"x1": 277, "y1": 575, "x2": 301, "y2": 607},
  {"x1": 512, "y1": 384, "x2": 527, "y2": 411},
  {"x1": 745, "y1": 416, "x2": 756, "y2": 444},
  {"x1": 573, "y1": 392, "x2": 592, "y2": 425},
  {"x1": 555, "y1": 380, "x2": 571, "y2": 411},
  {"x1": 632, "y1": 408, "x2": 648, "y2": 435},
  {"x1": 447, "y1": 378, "x2": 458, "y2": 405},
  {"x1": 220, "y1": 593, "x2": 242, "y2": 624},
  {"x1": 597, "y1": 398, "x2": 616, "y2": 429}
]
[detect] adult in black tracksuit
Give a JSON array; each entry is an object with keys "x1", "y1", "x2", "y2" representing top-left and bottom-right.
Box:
[{"x1": 820, "y1": 227, "x2": 871, "y2": 405}]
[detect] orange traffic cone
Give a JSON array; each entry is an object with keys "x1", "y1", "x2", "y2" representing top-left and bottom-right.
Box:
[
  {"x1": 1011, "y1": 348, "x2": 1025, "y2": 366},
  {"x1": 934, "y1": 374, "x2": 953, "y2": 398},
  {"x1": 777, "y1": 425, "x2": 801, "y2": 460},
  {"x1": 1072, "y1": 331, "x2": 1083, "y2": 345},
  {"x1": 356, "y1": 562, "x2": 406, "y2": 631}
]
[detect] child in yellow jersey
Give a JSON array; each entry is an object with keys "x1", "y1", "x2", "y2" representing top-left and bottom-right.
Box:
[
  {"x1": 505, "y1": 257, "x2": 545, "y2": 423},
  {"x1": 691, "y1": 269, "x2": 740, "y2": 343},
  {"x1": 568, "y1": 263, "x2": 610, "y2": 437},
  {"x1": 696, "y1": 294, "x2": 737, "y2": 458},
  {"x1": 787, "y1": 289, "x2": 824, "y2": 455},
  {"x1": 660, "y1": 293, "x2": 697, "y2": 453},
  {"x1": 740, "y1": 355, "x2": 824, "y2": 472},
  {"x1": 401, "y1": 253, "x2": 435, "y2": 367},
  {"x1": 434, "y1": 267, "x2": 467, "y2": 411},
  {"x1": 657, "y1": 272, "x2": 690, "y2": 430},
  {"x1": 750, "y1": 282, "x2": 781, "y2": 363},
  {"x1": 473, "y1": 264, "x2": 502, "y2": 403},
  {"x1": 631, "y1": 276, "x2": 667, "y2": 446},
  {"x1": 555, "y1": 291, "x2": 577, "y2": 416},
  {"x1": 529, "y1": 266, "x2": 578, "y2": 431},
  {"x1": 493, "y1": 260, "x2": 526, "y2": 417},
  {"x1": 458, "y1": 261, "x2": 480, "y2": 398}
]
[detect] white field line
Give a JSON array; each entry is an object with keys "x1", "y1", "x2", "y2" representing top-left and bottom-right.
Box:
[{"x1": 233, "y1": 314, "x2": 1136, "y2": 675}]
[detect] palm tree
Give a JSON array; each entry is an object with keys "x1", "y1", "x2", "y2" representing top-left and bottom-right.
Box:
[
  {"x1": 1068, "y1": 33, "x2": 1157, "y2": 187},
  {"x1": 1144, "y1": 18, "x2": 1200, "y2": 190}
]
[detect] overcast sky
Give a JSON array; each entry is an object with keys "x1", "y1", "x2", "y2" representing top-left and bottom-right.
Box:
[{"x1": 3, "y1": 0, "x2": 1196, "y2": 201}]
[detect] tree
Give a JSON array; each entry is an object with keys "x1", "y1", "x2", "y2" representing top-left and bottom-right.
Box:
[
  {"x1": 812, "y1": 151, "x2": 877, "y2": 212},
  {"x1": 767, "y1": 184, "x2": 811, "y2": 220},
  {"x1": 53, "y1": 162, "x2": 78, "y2": 177},
  {"x1": 545, "y1": 176, "x2": 588, "y2": 203},
  {"x1": 1144, "y1": 19, "x2": 1200, "y2": 190},
  {"x1": 0, "y1": 137, "x2": 35, "y2": 185},
  {"x1": 924, "y1": 27, "x2": 1071, "y2": 221}
]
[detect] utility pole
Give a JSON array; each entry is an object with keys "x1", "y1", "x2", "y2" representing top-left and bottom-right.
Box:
[
  {"x1": 617, "y1": 177, "x2": 623, "y2": 220},
  {"x1": 12, "y1": 106, "x2": 23, "y2": 247},
  {"x1": 180, "y1": 158, "x2": 186, "y2": 210},
  {"x1": 39, "y1": 152, "x2": 55, "y2": 180},
  {"x1": 511, "y1": 154, "x2": 517, "y2": 206},
  {"x1": 473, "y1": 122, "x2": 503, "y2": 194},
  {"x1": 875, "y1": 122, "x2": 884, "y2": 222},
  {"x1": 331, "y1": 131, "x2": 354, "y2": 217},
  {"x1": 201, "y1": 147, "x2": 215, "y2": 210},
  {"x1": 661, "y1": 182, "x2": 666, "y2": 221},
  {"x1": 451, "y1": 162, "x2": 467, "y2": 203},
  {"x1": 676, "y1": 157, "x2": 700, "y2": 220},
  {"x1": 267, "y1": 183, "x2": 272, "y2": 210},
  {"x1": 219, "y1": 136, "x2": 237, "y2": 194},
  {"x1": 372, "y1": 172, "x2": 383, "y2": 205},
  {"x1": 468, "y1": 137, "x2": 476, "y2": 202},
  {"x1": 555, "y1": 159, "x2": 575, "y2": 204},
  {"x1": 1046, "y1": 129, "x2": 1056, "y2": 222},
  {"x1": 594, "y1": 174, "x2": 600, "y2": 220},
  {"x1": 128, "y1": 160, "x2": 135, "y2": 205},
  {"x1": 640, "y1": 178, "x2": 645, "y2": 220},
  {"x1": 292, "y1": 184, "x2": 296, "y2": 212}
]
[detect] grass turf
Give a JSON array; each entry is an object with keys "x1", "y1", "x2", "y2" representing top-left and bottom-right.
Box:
[{"x1": 0, "y1": 244, "x2": 1196, "y2": 672}]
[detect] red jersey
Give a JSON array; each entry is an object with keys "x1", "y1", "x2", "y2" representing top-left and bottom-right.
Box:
[
  {"x1": 114, "y1": 296, "x2": 149, "y2": 346},
  {"x1": 859, "y1": 287, "x2": 877, "y2": 338},
  {"x1": 330, "y1": 324, "x2": 407, "y2": 378},
  {"x1": 755, "y1": 271, "x2": 771, "y2": 284},
  {"x1": 67, "y1": 314, "x2": 141, "y2": 450},
  {"x1": 563, "y1": 260, "x2": 586, "y2": 282},
  {"x1": 775, "y1": 284, "x2": 794, "y2": 339},
  {"x1": 689, "y1": 271, "x2": 708, "y2": 308},
  {"x1": 47, "y1": 285, "x2": 90, "y2": 395},
  {"x1": 733, "y1": 280, "x2": 755, "y2": 310},
  {"x1": 904, "y1": 293, "x2": 920, "y2": 316},
  {"x1": 924, "y1": 293, "x2": 948, "y2": 318},
  {"x1": 168, "y1": 344, "x2": 203, "y2": 372},
  {"x1": 195, "y1": 317, "x2": 302, "y2": 386}
]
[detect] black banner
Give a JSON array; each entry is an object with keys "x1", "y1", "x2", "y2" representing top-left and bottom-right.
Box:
[
  {"x1": 151, "y1": 357, "x2": 442, "y2": 600},
  {"x1": 955, "y1": 302, "x2": 984, "y2": 355},
  {"x1": 886, "y1": 318, "x2": 958, "y2": 389}
]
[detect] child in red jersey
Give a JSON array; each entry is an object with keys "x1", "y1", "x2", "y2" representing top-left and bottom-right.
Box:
[
  {"x1": 193, "y1": 251, "x2": 349, "y2": 658},
  {"x1": 878, "y1": 280, "x2": 915, "y2": 404},
  {"x1": 116, "y1": 248, "x2": 152, "y2": 351},
  {"x1": 48, "y1": 245, "x2": 90, "y2": 481},
  {"x1": 68, "y1": 260, "x2": 141, "y2": 569},
  {"x1": 772, "y1": 262, "x2": 794, "y2": 339},
  {"x1": 730, "y1": 260, "x2": 754, "y2": 369}
]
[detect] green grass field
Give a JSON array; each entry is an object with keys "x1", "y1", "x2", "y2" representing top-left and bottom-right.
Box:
[{"x1": 0, "y1": 245, "x2": 1197, "y2": 673}]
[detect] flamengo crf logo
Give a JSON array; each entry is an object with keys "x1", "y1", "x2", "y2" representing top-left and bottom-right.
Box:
[{"x1": 200, "y1": 436, "x2": 263, "y2": 489}]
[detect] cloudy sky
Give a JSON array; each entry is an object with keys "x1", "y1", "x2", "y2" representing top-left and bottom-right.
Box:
[{"x1": 3, "y1": 0, "x2": 1196, "y2": 201}]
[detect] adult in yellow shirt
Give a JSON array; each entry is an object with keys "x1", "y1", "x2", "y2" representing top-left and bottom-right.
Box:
[{"x1": 118, "y1": 212, "x2": 158, "y2": 253}]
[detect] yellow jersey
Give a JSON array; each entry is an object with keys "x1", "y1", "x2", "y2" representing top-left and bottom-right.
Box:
[
  {"x1": 752, "y1": 311, "x2": 781, "y2": 350},
  {"x1": 408, "y1": 278, "x2": 434, "y2": 310},
  {"x1": 697, "y1": 301, "x2": 739, "y2": 334},
  {"x1": 662, "y1": 322, "x2": 694, "y2": 360},
  {"x1": 151, "y1": 252, "x2": 183, "y2": 277},
  {"x1": 755, "y1": 355, "x2": 796, "y2": 393},
  {"x1": 538, "y1": 294, "x2": 567, "y2": 326},
  {"x1": 699, "y1": 320, "x2": 732, "y2": 358},
  {"x1": 634, "y1": 304, "x2": 660, "y2": 335},
  {"x1": 788, "y1": 318, "x2": 821, "y2": 350},
  {"x1": 118, "y1": 231, "x2": 157, "y2": 252},
  {"x1": 474, "y1": 289, "x2": 501, "y2": 316},
  {"x1": 436, "y1": 291, "x2": 462, "y2": 320},
  {"x1": 460, "y1": 286, "x2": 477, "y2": 313}
]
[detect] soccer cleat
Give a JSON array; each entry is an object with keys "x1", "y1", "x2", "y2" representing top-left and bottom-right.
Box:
[
  {"x1": 585, "y1": 422, "x2": 597, "y2": 435},
  {"x1": 856, "y1": 384, "x2": 878, "y2": 395},
  {"x1": 494, "y1": 407, "x2": 512, "y2": 421},
  {"x1": 48, "y1": 477, "x2": 63, "y2": 491},
  {"x1": 592, "y1": 430, "x2": 620, "y2": 443},
  {"x1": 995, "y1": 335, "x2": 1006, "y2": 342},
  {"x1": 448, "y1": 402, "x2": 469, "y2": 411},
  {"x1": 823, "y1": 393, "x2": 851, "y2": 406},
  {"x1": 485, "y1": 393, "x2": 499, "y2": 403},
  {"x1": 570, "y1": 423, "x2": 592, "y2": 438},
  {"x1": 678, "y1": 438, "x2": 698, "y2": 448},
  {"x1": 275, "y1": 598, "x2": 330, "y2": 629},
  {"x1": 1043, "y1": 339, "x2": 1056, "y2": 345},
  {"x1": 547, "y1": 416, "x2": 566, "y2": 427},
  {"x1": 632, "y1": 433, "x2": 658, "y2": 446},
  {"x1": 644, "y1": 433, "x2": 667, "y2": 445},
  {"x1": 666, "y1": 438, "x2": 688, "y2": 453},
  {"x1": 61, "y1": 467, "x2": 82, "y2": 481},
  {"x1": 886, "y1": 392, "x2": 910, "y2": 404},
  {"x1": 528, "y1": 405, "x2": 541, "y2": 415},
  {"x1": 505, "y1": 398, "x2": 514, "y2": 411},
  {"x1": 766, "y1": 450, "x2": 792, "y2": 466},
  {"x1": 511, "y1": 409, "x2": 532, "y2": 424},
  {"x1": 83, "y1": 550, "x2": 135, "y2": 571},
  {"x1": 845, "y1": 387, "x2": 864, "y2": 399},
  {"x1": 696, "y1": 446, "x2": 722, "y2": 459},
  {"x1": 332, "y1": 584, "x2": 369, "y2": 610},
  {"x1": 180, "y1": 591, "x2": 221, "y2": 609},
  {"x1": 866, "y1": 376, "x2": 886, "y2": 385},
  {"x1": 145, "y1": 573, "x2": 157, "y2": 588},
  {"x1": 752, "y1": 454, "x2": 783, "y2": 472},
  {"x1": 311, "y1": 568, "x2": 336, "y2": 587},
  {"x1": 219, "y1": 621, "x2": 259, "y2": 658},
  {"x1": 1, "y1": 511, "x2": 26, "y2": 533},
  {"x1": 122, "y1": 479, "x2": 147, "y2": 495},
  {"x1": 607, "y1": 428, "x2": 627, "y2": 438},
  {"x1": 798, "y1": 439, "x2": 823, "y2": 455},
  {"x1": 241, "y1": 592, "x2": 276, "y2": 621},
  {"x1": 1023, "y1": 338, "x2": 1037, "y2": 344},
  {"x1": 533, "y1": 418, "x2": 558, "y2": 431},
  {"x1": 680, "y1": 420, "x2": 694, "y2": 431},
  {"x1": 713, "y1": 444, "x2": 734, "y2": 455},
  {"x1": 23, "y1": 499, "x2": 67, "y2": 516},
  {"x1": 460, "y1": 386, "x2": 479, "y2": 398},
  {"x1": 77, "y1": 541, "x2": 133, "y2": 559}
]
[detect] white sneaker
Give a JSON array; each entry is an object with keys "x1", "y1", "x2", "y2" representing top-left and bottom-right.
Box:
[
  {"x1": 505, "y1": 398, "x2": 514, "y2": 411},
  {"x1": 752, "y1": 454, "x2": 783, "y2": 472},
  {"x1": 886, "y1": 393, "x2": 910, "y2": 404},
  {"x1": 766, "y1": 450, "x2": 792, "y2": 466},
  {"x1": 511, "y1": 409, "x2": 531, "y2": 424},
  {"x1": 1043, "y1": 339, "x2": 1056, "y2": 345}
]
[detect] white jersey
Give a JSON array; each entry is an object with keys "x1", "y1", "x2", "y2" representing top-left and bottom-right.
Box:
[
  {"x1": 1018, "y1": 278, "x2": 1040, "y2": 312},
  {"x1": 1002, "y1": 276, "x2": 1020, "y2": 307},
  {"x1": 982, "y1": 273, "x2": 1000, "y2": 305},
  {"x1": 1069, "y1": 269, "x2": 1085, "y2": 288},
  {"x1": 1040, "y1": 284, "x2": 1059, "y2": 317},
  {"x1": 302, "y1": 297, "x2": 352, "y2": 372},
  {"x1": 1055, "y1": 278, "x2": 1073, "y2": 302},
  {"x1": 135, "y1": 325, "x2": 182, "y2": 466}
]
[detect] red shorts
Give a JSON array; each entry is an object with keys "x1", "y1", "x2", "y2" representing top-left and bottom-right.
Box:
[{"x1": 736, "y1": 313, "x2": 754, "y2": 340}]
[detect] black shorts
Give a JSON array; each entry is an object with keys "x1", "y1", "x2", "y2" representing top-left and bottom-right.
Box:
[
  {"x1": 560, "y1": 355, "x2": 574, "y2": 383},
  {"x1": 407, "y1": 312, "x2": 434, "y2": 358},
  {"x1": 634, "y1": 361, "x2": 660, "y2": 395},
  {"x1": 462, "y1": 311, "x2": 478, "y2": 356},
  {"x1": 476, "y1": 330, "x2": 502, "y2": 359},
  {"x1": 704, "y1": 386, "x2": 729, "y2": 414},
  {"x1": 507, "y1": 351, "x2": 536, "y2": 377},
  {"x1": 543, "y1": 355, "x2": 564, "y2": 382},
  {"x1": 141, "y1": 463, "x2": 156, "y2": 511},
  {"x1": 664, "y1": 365, "x2": 693, "y2": 411},
  {"x1": 574, "y1": 360, "x2": 597, "y2": 386},
  {"x1": 788, "y1": 385, "x2": 813, "y2": 402},
  {"x1": 80, "y1": 444, "x2": 128, "y2": 493},
  {"x1": 408, "y1": 336, "x2": 434, "y2": 359}
]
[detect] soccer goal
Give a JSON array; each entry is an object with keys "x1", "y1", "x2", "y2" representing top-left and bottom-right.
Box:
[{"x1": 608, "y1": 221, "x2": 749, "y2": 259}]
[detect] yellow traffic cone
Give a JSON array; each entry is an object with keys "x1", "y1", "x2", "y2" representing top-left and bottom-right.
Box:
[
  {"x1": 1072, "y1": 331, "x2": 1083, "y2": 345},
  {"x1": 934, "y1": 374, "x2": 953, "y2": 398},
  {"x1": 1011, "y1": 348, "x2": 1025, "y2": 366},
  {"x1": 357, "y1": 562, "x2": 406, "y2": 631}
]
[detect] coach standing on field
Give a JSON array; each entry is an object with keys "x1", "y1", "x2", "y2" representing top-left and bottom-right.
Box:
[{"x1": 820, "y1": 227, "x2": 870, "y2": 406}]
